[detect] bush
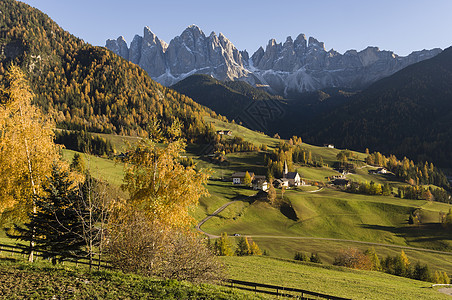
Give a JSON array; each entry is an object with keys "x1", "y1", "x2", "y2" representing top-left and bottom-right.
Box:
[
  {"x1": 294, "y1": 252, "x2": 309, "y2": 262},
  {"x1": 106, "y1": 210, "x2": 223, "y2": 283},
  {"x1": 333, "y1": 248, "x2": 372, "y2": 270},
  {"x1": 310, "y1": 253, "x2": 322, "y2": 264}
]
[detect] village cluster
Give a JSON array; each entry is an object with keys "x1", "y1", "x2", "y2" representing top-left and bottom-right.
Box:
[{"x1": 231, "y1": 161, "x2": 304, "y2": 191}]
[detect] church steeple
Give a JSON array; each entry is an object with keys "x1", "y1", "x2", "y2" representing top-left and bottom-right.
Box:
[{"x1": 284, "y1": 160, "x2": 289, "y2": 176}]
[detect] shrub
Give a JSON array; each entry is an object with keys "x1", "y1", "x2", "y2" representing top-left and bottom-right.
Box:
[
  {"x1": 106, "y1": 210, "x2": 222, "y2": 283},
  {"x1": 294, "y1": 252, "x2": 309, "y2": 262},
  {"x1": 333, "y1": 248, "x2": 372, "y2": 270}
]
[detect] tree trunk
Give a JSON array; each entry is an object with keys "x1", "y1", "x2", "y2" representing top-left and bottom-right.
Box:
[{"x1": 19, "y1": 106, "x2": 37, "y2": 263}]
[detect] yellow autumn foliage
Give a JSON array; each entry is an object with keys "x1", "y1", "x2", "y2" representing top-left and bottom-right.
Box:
[
  {"x1": 122, "y1": 139, "x2": 209, "y2": 229},
  {"x1": 0, "y1": 66, "x2": 60, "y2": 219}
]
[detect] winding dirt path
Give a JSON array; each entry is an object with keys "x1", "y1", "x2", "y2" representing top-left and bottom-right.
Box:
[
  {"x1": 196, "y1": 200, "x2": 238, "y2": 238},
  {"x1": 306, "y1": 187, "x2": 324, "y2": 193}
]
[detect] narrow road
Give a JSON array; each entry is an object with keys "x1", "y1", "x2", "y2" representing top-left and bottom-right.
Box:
[
  {"x1": 306, "y1": 187, "x2": 324, "y2": 193},
  {"x1": 243, "y1": 235, "x2": 452, "y2": 256},
  {"x1": 197, "y1": 195, "x2": 255, "y2": 238},
  {"x1": 196, "y1": 201, "x2": 236, "y2": 238}
]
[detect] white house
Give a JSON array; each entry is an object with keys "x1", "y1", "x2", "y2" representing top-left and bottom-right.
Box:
[
  {"x1": 252, "y1": 175, "x2": 269, "y2": 191},
  {"x1": 274, "y1": 178, "x2": 290, "y2": 188},
  {"x1": 377, "y1": 168, "x2": 388, "y2": 174}
]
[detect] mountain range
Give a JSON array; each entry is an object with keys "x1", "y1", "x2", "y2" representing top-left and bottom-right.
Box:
[
  {"x1": 106, "y1": 25, "x2": 441, "y2": 96},
  {"x1": 303, "y1": 46, "x2": 452, "y2": 168},
  {"x1": 170, "y1": 48, "x2": 452, "y2": 168}
]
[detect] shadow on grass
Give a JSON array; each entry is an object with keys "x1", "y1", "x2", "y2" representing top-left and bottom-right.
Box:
[
  {"x1": 0, "y1": 257, "x2": 18, "y2": 262},
  {"x1": 361, "y1": 223, "x2": 452, "y2": 250}
]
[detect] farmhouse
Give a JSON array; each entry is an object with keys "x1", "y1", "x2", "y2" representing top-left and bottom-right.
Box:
[
  {"x1": 377, "y1": 168, "x2": 387, "y2": 174},
  {"x1": 274, "y1": 178, "x2": 289, "y2": 188},
  {"x1": 217, "y1": 130, "x2": 232, "y2": 136},
  {"x1": 231, "y1": 171, "x2": 254, "y2": 184},
  {"x1": 369, "y1": 167, "x2": 388, "y2": 175},
  {"x1": 252, "y1": 175, "x2": 269, "y2": 191}
]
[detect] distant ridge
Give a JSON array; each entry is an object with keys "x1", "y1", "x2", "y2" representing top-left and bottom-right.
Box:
[{"x1": 303, "y1": 46, "x2": 452, "y2": 168}]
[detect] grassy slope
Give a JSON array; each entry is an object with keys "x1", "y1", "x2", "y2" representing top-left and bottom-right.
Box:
[
  {"x1": 222, "y1": 256, "x2": 450, "y2": 300},
  {"x1": 58, "y1": 126, "x2": 452, "y2": 280},
  {"x1": 199, "y1": 187, "x2": 452, "y2": 270},
  {"x1": 61, "y1": 149, "x2": 124, "y2": 187},
  {"x1": 0, "y1": 258, "x2": 262, "y2": 300}
]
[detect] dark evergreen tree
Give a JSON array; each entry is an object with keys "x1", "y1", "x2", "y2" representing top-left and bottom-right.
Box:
[
  {"x1": 8, "y1": 164, "x2": 87, "y2": 264},
  {"x1": 235, "y1": 237, "x2": 251, "y2": 256},
  {"x1": 294, "y1": 252, "x2": 309, "y2": 262},
  {"x1": 310, "y1": 252, "x2": 322, "y2": 264}
]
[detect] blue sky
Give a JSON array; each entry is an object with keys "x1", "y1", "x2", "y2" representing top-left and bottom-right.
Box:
[{"x1": 21, "y1": 0, "x2": 452, "y2": 56}]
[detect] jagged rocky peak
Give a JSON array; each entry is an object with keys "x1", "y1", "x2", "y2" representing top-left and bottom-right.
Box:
[
  {"x1": 283, "y1": 36, "x2": 293, "y2": 47},
  {"x1": 140, "y1": 26, "x2": 167, "y2": 77},
  {"x1": 240, "y1": 50, "x2": 249, "y2": 66},
  {"x1": 129, "y1": 35, "x2": 143, "y2": 64},
  {"x1": 106, "y1": 27, "x2": 442, "y2": 95},
  {"x1": 308, "y1": 37, "x2": 325, "y2": 50},
  {"x1": 294, "y1": 34, "x2": 307, "y2": 48},
  {"x1": 251, "y1": 46, "x2": 265, "y2": 66},
  {"x1": 143, "y1": 26, "x2": 167, "y2": 51}
]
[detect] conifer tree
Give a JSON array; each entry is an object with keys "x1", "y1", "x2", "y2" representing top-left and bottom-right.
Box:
[
  {"x1": 267, "y1": 182, "x2": 277, "y2": 205},
  {"x1": 364, "y1": 247, "x2": 381, "y2": 271},
  {"x1": 434, "y1": 271, "x2": 441, "y2": 284},
  {"x1": 441, "y1": 272, "x2": 450, "y2": 284},
  {"x1": 235, "y1": 237, "x2": 251, "y2": 256},
  {"x1": 70, "y1": 153, "x2": 86, "y2": 174},
  {"x1": 9, "y1": 164, "x2": 86, "y2": 264},
  {"x1": 122, "y1": 136, "x2": 209, "y2": 229},
  {"x1": 310, "y1": 252, "x2": 322, "y2": 264},
  {"x1": 294, "y1": 252, "x2": 309, "y2": 261},
  {"x1": 382, "y1": 183, "x2": 392, "y2": 196}
]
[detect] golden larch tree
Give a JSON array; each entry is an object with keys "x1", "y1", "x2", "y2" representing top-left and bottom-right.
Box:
[{"x1": 122, "y1": 139, "x2": 209, "y2": 229}]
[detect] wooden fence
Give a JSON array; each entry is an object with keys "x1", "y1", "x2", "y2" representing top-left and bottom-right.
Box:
[
  {"x1": 1, "y1": 243, "x2": 351, "y2": 299},
  {"x1": 0, "y1": 243, "x2": 111, "y2": 269},
  {"x1": 226, "y1": 279, "x2": 351, "y2": 300}
]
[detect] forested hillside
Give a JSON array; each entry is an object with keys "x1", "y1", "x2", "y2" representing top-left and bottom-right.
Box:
[
  {"x1": 0, "y1": 0, "x2": 220, "y2": 141},
  {"x1": 302, "y1": 47, "x2": 452, "y2": 168},
  {"x1": 171, "y1": 74, "x2": 285, "y2": 132}
]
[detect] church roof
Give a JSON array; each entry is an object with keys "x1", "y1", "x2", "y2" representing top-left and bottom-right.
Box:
[{"x1": 285, "y1": 172, "x2": 299, "y2": 179}]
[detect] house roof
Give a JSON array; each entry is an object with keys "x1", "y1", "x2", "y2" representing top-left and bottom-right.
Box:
[
  {"x1": 232, "y1": 172, "x2": 255, "y2": 178},
  {"x1": 285, "y1": 172, "x2": 299, "y2": 180},
  {"x1": 253, "y1": 178, "x2": 267, "y2": 184}
]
